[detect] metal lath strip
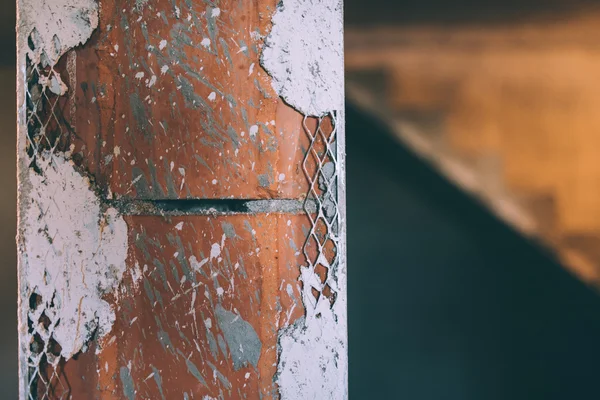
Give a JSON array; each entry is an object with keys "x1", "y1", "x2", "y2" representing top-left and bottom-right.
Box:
[{"x1": 301, "y1": 112, "x2": 341, "y2": 315}]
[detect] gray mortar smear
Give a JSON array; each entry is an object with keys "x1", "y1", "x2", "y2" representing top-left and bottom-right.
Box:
[
  {"x1": 110, "y1": 198, "x2": 318, "y2": 216},
  {"x1": 215, "y1": 304, "x2": 262, "y2": 371}
]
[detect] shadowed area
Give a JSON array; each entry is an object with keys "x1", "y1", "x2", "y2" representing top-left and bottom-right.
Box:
[
  {"x1": 0, "y1": 0, "x2": 14, "y2": 66},
  {"x1": 0, "y1": 67, "x2": 17, "y2": 395},
  {"x1": 345, "y1": 0, "x2": 600, "y2": 26},
  {"x1": 347, "y1": 102, "x2": 600, "y2": 399}
]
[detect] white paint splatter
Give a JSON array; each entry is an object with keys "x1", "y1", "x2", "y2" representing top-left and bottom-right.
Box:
[
  {"x1": 189, "y1": 255, "x2": 209, "y2": 272},
  {"x1": 148, "y1": 75, "x2": 157, "y2": 88},
  {"x1": 249, "y1": 125, "x2": 259, "y2": 138},
  {"x1": 201, "y1": 38, "x2": 211, "y2": 48},
  {"x1": 210, "y1": 243, "x2": 221, "y2": 260},
  {"x1": 261, "y1": 0, "x2": 344, "y2": 116},
  {"x1": 22, "y1": 152, "x2": 128, "y2": 360},
  {"x1": 159, "y1": 39, "x2": 168, "y2": 50},
  {"x1": 208, "y1": 92, "x2": 217, "y2": 101},
  {"x1": 175, "y1": 222, "x2": 184, "y2": 231},
  {"x1": 210, "y1": 7, "x2": 221, "y2": 17},
  {"x1": 131, "y1": 262, "x2": 143, "y2": 289}
]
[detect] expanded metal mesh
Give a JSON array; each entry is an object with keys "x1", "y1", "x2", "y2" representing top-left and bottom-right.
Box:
[
  {"x1": 24, "y1": 47, "x2": 72, "y2": 400},
  {"x1": 300, "y1": 112, "x2": 340, "y2": 317}
]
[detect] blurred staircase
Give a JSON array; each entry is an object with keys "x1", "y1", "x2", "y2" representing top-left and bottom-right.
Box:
[{"x1": 346, "y1": 10, "x2": 600, "y2": 284}]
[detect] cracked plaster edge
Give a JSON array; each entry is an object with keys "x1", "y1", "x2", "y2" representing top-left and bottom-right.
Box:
[
  {"x1": 259, "y1": 0, "x2": 348, "y2": 398},
  {"x1": 15, "y1": 1, "x2": 113, "y2": 397},
  {"x1": 274, "y1": 109, "x2": 348, "y2": 400},
  {"x1": 260, "y1": 0, "x2": 344, "y2": 118}
]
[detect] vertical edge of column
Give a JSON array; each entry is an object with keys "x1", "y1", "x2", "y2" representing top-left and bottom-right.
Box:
[
  {"x1": 16, "y1": 2, "x2": 114, "y2": 398},
  {"x1": 338, "y1": 105, "x2": 348, "y2": 399},
  {"x1": 16, "y1": 0, "x2": 28, "y2": 397},
  {"x1": 261, "y1": 0, "x2": 348, "y2": 398},
  {"x1": 338, "y1": 2, "x2": 348, "y2": 394}
]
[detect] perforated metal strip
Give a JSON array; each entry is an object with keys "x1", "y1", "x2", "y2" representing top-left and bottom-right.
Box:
[
  {"x1": 300, "y1": 112, "x2": 341, "y2": 317},
  {"x1": 24, "y1": 53, "x2": 72, "y2": 400}
]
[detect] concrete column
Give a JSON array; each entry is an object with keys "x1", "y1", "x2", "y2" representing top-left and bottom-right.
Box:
[{"x1": 17, "y1": 0, "x2": 346, "y2": 398}]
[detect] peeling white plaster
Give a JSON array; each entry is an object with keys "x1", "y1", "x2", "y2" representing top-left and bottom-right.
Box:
[
  {"x1": 23, "y1": 152, "x2": 128, "y2": 360},
  {"x1": 263, "y1": 2, "x2": 347, "y2": 397},
  {"x1": 261, "y1": 0, "x2": 344, "y2": 117},
  {"x1": 20, "y1": 0, "x2": 99, "y2": 67},
  {"x1": 277, "y1": 300, "x2": 347, "y2": 399}
]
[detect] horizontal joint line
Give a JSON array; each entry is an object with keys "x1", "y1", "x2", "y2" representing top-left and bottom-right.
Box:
[{"x1": 107, "y1": 198, "x2": 318, "y2": 216}]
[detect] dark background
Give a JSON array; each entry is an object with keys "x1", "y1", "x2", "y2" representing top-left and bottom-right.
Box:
[{"x1": 3, "y1": 0, "x2": 600, "y2": 398}]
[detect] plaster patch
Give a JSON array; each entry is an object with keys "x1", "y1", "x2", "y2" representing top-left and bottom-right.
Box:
[
  {"x1": 23, "y1": 152, "x2": 128, "y2": 361},
  {"x1": 277, "y1": 303, "x2": 347, "y2": 399},
  {"x1": 261, "y1": 0, "x2": 344, "y2": 116},
  {"x1": 20, "y1": 0, "x2": 99, "y2": 66}
]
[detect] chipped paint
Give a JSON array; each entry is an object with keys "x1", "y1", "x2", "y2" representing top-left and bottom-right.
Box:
[
  {"x1": 261, "y1": 0, "x2": 345, "y2": 117},
  {"x1": 22, "y1": 152, "x2": 128, "y2": 360}
]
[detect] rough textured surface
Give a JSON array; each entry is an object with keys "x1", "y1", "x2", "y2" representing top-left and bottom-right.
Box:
[
  {"x1": 215, "y1": 303, "x2": 262, "y2": 370},
  {"x1": 275, "y1": 113, "x2": 348, "y2": 400},
  {"x1": 19, "y1": 0, "x2": 98, "y2": 66},
  {"x1": 277, "y1": 308, "x2": 347, "y2": 399},
  {"x1": 22, "y1": 152, "x2": 128, "y2": 360},
  {"x1": 67, "y1": 0, "x2": 311, "y2": 200},
  {"x1": 95, "y1": 215, "x2": 308, "y2": 398},
  {"x1": 262, "y1": 0, "x2": 344, "y2": 116},
  {"x1": 17, "y1": 0, "x2": 346, "y2": 398}
]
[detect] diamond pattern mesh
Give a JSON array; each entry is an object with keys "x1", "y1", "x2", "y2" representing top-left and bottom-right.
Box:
[
  {"x1": 300, "y1": 112, "x2": 340, "y2": 316},
  {"x1": 25, "y1": 43, "x2": 73, "y2": 399},
  {"x1": 25, "y1": 54, "x2": 71, "y2": 171}
]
